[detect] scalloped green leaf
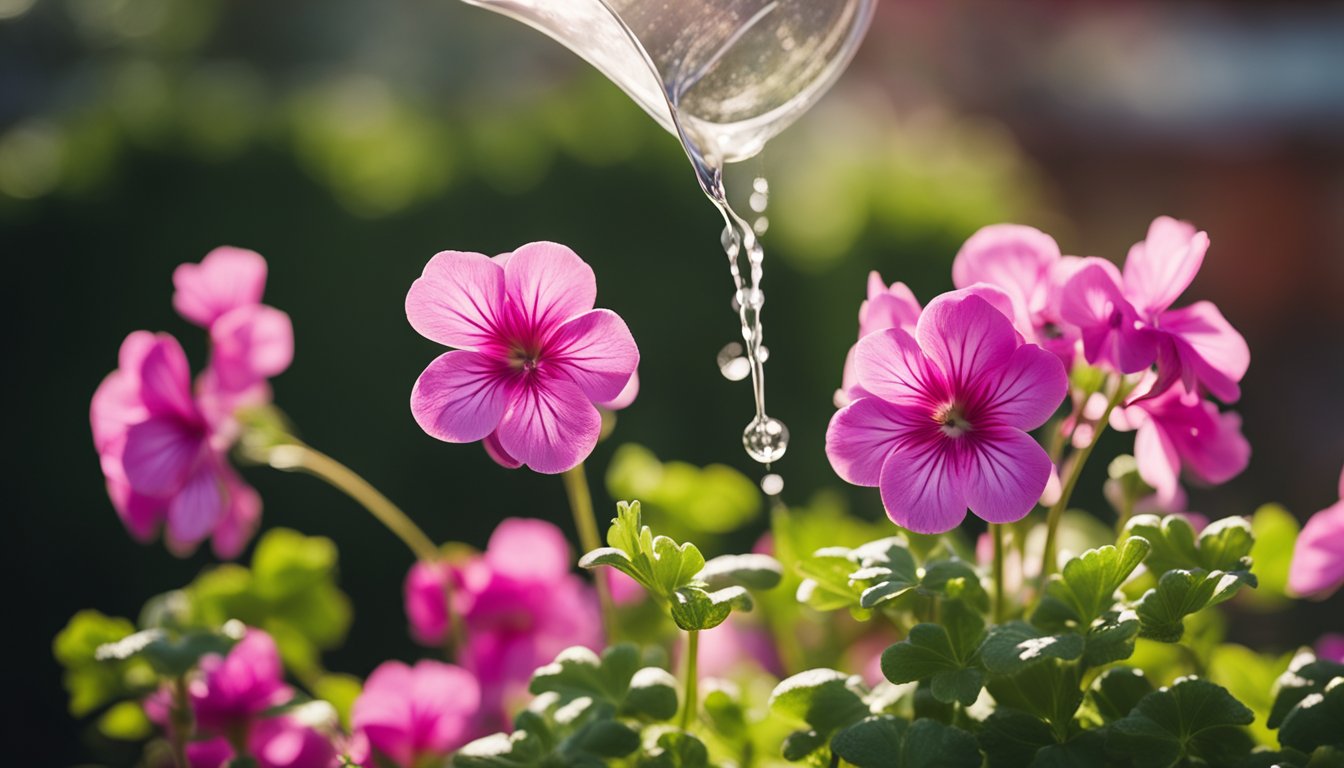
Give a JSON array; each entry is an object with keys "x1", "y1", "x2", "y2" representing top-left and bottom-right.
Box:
[
  {"x1": 638, "y1": 731, "x2": 710, "y2": 768},
  {"x1": 1279, "y1": 678, "x2": 1344, "y2": 753},
  {"x1": 881, "y1": 608, "x2": 986, "y2": 706},
  {"x1": 1268, "y1": 649, "x2": 1344, "y2": 730},
  {"x1": 1107, "y1": 677, "x2": 1255, "y2": 768},
  {"x1": 978, "y1": 708, "x2": 1057, "y2": 768},
  {"x1": 579, "y1": 501, "x2": 707, "y2": 604},
  {"x1": 1135, "y1": 568, "x2": 1251, "y2": 642},
  {"x1": 1032, "y1": 538, "x2": 1150, "y2": 631},
  {"x1": 53, "y1": 610, "x2": 147, "y2": 717},
  {"x1": 1123, "y1": 514, "x2": 1256, "y2": 576},
  {"x1": 529, "y1": 644, "x2": 678, "y2": 722},
  {"x1": 669, "y1": 585, "x2": 751, "y2": 631},
  {"x1": 1089, "y1": 667, "x2": 1155, "y2": 724},
  {"x1": 698, "y1": 553, "x2": 783, "y2": 591},
  {"x1": 981, "y1": 622, "x2": 1084, "y2": 675},
  {"x1": 832, "y1": 716, "x2": 982, "y2": 768}
]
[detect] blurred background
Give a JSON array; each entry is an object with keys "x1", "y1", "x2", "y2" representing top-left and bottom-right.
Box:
[{"x1": 5, "y1": 0, "x2": 1343, "y2": 763}]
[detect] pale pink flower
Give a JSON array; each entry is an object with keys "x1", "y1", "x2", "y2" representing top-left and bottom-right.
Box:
[
  {"x1": 406, "y1": 242, "x2": 639, "y2": 474},
  {"x1": 1110, "y1": 377, "x2": 1250, "y2": 507},
  {"x1": 952, "y1": 224, "x2": 1082, "y2": 363},
  {"x1": 91, "y1": 332, "x2": 261, "y2": 557},
  {"x1": 402, "y1": 518, "x2": 601, "y2": 731},
  {"x1": 694, "y1": 616, "x2": 783, "y2": 680},
  {"x1": 826, "y1": 290, "x2": 1068, "y2": 534},
  {"x1": 836, "y1": 272, "x2": 922, "y2": 407},
  {"x1": 1060, "y1": 216, "x2": 1249, "y2": 402},
  {"x1": 1289, "y1": 466, "x2": 1344, "y2": 599},
  {"x1": 350, "y1": 660, "x2": 480, "y2": 767}
]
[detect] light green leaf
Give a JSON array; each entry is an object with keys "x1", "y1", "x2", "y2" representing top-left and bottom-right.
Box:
[
  {"x1": 1107, "y1": 677, "x2": 1255, "y2": 768},
  {"x1": 96, "y1": 700, "x2": 153, "y2": 741},
  {"x1": 697, "y1": 553, "x2": 783, "y2": 591},
  {"x1": 579, "y1": 501, "x2": 708, "y2": 605},
  {"x1": 605, "y1": 444, "x2": 761, "y2": 536},
  {"x1": 53, "y1": 610, "x2": 148, "y2": 717},
  {"x1": 529, "y1": 644, "x2": 678, "y2": 722},
  {"x1": 668, "y1": 586, "x2": 751, "y2": 631},
  {"x1": 1032, "y1": 538, "x2": 1151, "y2": 630},
  {"x1": 1123, "y1": 514, "x2": 1256, "y2": 576},
  {"x1": 1135, "y1": 568, "x2": 1251, "y2": 642},
  {"x1": 1207, "y1": 644, "x2": 1292, "y2": 747},
  {"x1": 1247, "y1": 504, "x2": 1299, "y2": 605}
]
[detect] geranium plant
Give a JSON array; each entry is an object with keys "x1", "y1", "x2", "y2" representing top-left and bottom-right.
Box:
[{"x1": 58, "y1": 219, "x2": 1343, "y2": 768}]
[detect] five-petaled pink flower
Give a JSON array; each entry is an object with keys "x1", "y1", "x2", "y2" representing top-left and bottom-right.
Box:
[
  {"x1": 952, "y1": 224, "x2": 1082, "y2": 364},
  {"x1": 404, "y1": 517, "x2": 601, "y2": 732},
  {"x1": 406, "y1": 242, "x2": 639, "y2": 474},
  {"x1": 349, "y1": 660, "x2": 481, "y2": 767},
  {"x1": 1060, "y1": 216, "x2": 1249, "y2": 402},
  {"x1": 826, "y1": 290, "x2": 1068, "y2": 533},
  {"x1": 1109, "y1": 376, "x2": 1250, "y2": 507},
  {"x1": 836, "y1": 272, "x2": 922, "y2": 407},
  {"x1": 1288, "y1": 465, "x2": 1344, "y2": 600}
]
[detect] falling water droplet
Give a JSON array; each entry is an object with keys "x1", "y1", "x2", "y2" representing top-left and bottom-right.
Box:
[
  {"x1": 717, "y1": 343, "x2": 751, "y2": 382},
  {"x1": 743, "y1": 415, "x2": 789, "y2": 463},
  {"x1": 760, "y1": 473, "x2": 784, "y2": 496}
]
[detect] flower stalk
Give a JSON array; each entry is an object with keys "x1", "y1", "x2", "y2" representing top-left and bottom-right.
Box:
[
  {"x1": 679, "y1": 630, "x2": 700, "y2": 732},
  {"x1": 169, "y1": 675, "x2": 193, "y2": 768},
  {"x1": 563, "y1": 463, "x2": 616, "y2": 641}
]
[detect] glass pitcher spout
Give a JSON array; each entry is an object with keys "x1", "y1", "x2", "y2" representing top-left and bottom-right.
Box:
[{"x1": 459, "y1": 0, "x2": 875, "y2": 165}]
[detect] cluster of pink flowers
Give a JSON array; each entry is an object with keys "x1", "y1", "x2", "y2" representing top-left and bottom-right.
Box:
[
  {"x1": 403, "y1": 517, "x2": 602, "y2": 732},
  {"x1": 145, "y1": 630, "x2": 339, "y2": 768},
  {"x1": 91, "y1": 247, "x2": 293, "y2": 558},
  {"x1": 405, "y1": 241, "x2": 639, "y2": 474},
  {"x1": 827, "y1": 216, "x2": 1251, "y2": 533}
]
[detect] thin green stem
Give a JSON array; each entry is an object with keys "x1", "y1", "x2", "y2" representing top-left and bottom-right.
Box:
[
  {"x1": 679, "y1": 630, "x2": 700, "y2": 732},
  {"x1": 169, "y1": 675, "x2": 192, "y2": 768},
  {"x1": 1039, "y1": 381, "x2": 1127, "y2": 583},
  {"x1": 992, "y1": 524, "x2": 1007, "y2": 624},
  {"x1": 264, "y1": 442, "x2": 464, "y2": 655},
  {"x1": 563, "y1": 464, "x2": 616, "y2": 642}
]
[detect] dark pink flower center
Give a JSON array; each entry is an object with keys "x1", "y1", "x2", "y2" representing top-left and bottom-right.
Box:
[
  {"x1": 507, "y1": 342, "x2": 544, "y2": 372},
  {"x1": 934, "y1": 402, "x2": 973, "y2": 438}
]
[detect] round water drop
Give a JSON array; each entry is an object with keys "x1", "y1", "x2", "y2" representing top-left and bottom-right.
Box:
[
  {"x1": 743, "y1": 415, "x2": 789, "y2": 464},
  {"x1": 760, "y1": 473, "x2": 784, "y2": 496},
  {"x1": 735, "y1": 287, "x2": 764, "y2": 310},
  {"x1": 717, "y1": 343, "x2": 751, "y2": 381},
  {"x1": 753, "y1": 216, "x2": 769, "y2": 236}
]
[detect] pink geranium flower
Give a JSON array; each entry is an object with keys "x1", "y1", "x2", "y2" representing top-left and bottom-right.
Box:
[
  {"x1": 1109, "y1": 377, "x2": 1250, "y2": 507},
  {"x1": 1289, "y1": 465, "x2": 1344, "y2": 600},
  {"x1": 91, "y1": 332, "x2": 262, "y2": 557},
  {"x1": 952, "y1": 223, "x2": 1082, "y2": 363},
  {"x1": 185, "y1": 713, "x2": 339, "y2": 768},
  {"x1": 1317, "y1": 633, "x2": 1344, "y2": 663},
  {"x1": 191, "y1": 629, "x2": 294, "y2": 733},
  {"x1": 403, "y1": 517, "x2": 601, "y2": 731},
  {"x1": 349, "y1": 660, "x2": 480, "y2": 767},
  {"x1": 826, "y1": 290, "x2": 1068, "y2": 534},
  {"x1": 1060, "y1": 216, "x2": 1249, "y2": 402},
  {"x1": 694, "y1": 616, "x2": 783, "y2": 680},
  {"x1": 836, "y1": 272, "x2": 923, "y2": 407},
  {"x1": 405, "y1": 242, "x2": 639, "y2": 474}
]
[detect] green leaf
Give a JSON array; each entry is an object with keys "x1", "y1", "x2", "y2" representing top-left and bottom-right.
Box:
[
  {"x1": 529, "y1": 644, "x2": 679, "y2": 722},
  {"x1": 1032, "y1": 538, "x2": 1151, "y2": 630},
  {"x1": 1088, "y1": 667, "x2": 1155, "y2": 724},
  {"x1": 579, "y1": 501, "x2": 707, "y2": 604},
  {"x1": 980, "y1": 622, "x2": 1084, "y2": 675},
  {"x1": 53, "y1": 610, "x2": 149, "y2": 717},
  {"x1": 96, "y1": 622, "x2": 244, "y2": 678},
  {"x1": 769, "y1": 669, "x2": 870, "y2": 734},
  {"x1": 1208, "y1": 644, "x2": 1292, "y2": 747},
  {"x1": 605, "y1": 444, "x2": 761, "y2": 536},
  {"x1": 978, "y1": 709, "x2": 1057, "y2": 768},
  {"x1": 1246, "y1": 504, "x2": 1299, "y2": 606},
  {"x1": 986, "y1": 660, "x2": 1083, "y2": 731},
  {"x1": 848, "y1": 538, "x2": 920, "y2": 610},
  {"x1": 919, "y1": 558, "x2": 989, "y2": 611},
  {"x1": 1080, "y1": 610, "x2": 1140, "y2": 668},
  {"x1": 832, "y1": 716, "x2": 982, "y2": 768},
  {"x1": 1279, "y1": 679, "x2": 1344, "y2": 753},
  {"x1": 313, "y1": 673, "x2": 362, "y2": 731},
  {"x1": 96, "y1": 700, "x2": 153, "y2": 741},
  {"x1": 1029, "y1": 730, "x2": 1108, "y2": 768},
  {"x1": 669, "y1": 586, "x2": 752, "y2": 631},
  {"x1": 638, "y1": 731, "x2": 710, "y2": 768},
  {"x1": 1269, "y1": 649, "x2": 1344, "y2": 730},
  {"x1": 796, "y1": 547, "x2": 864, "y2": 612},
  {"x1": 697, "y1": 553, "x2": 783, "y2": 591},
  {"x1": 882, "y1": 610, "x2": 986, "y2": 706},
  {"x1": 1123, "y1": 514, "x2": 1256, "y2": 576},
  {"x1": 453, "y1": 730, "x2": 549, "y2": 767},
  {"x1": 1135, "y1": 568, "x2": 1251, "y2": 642},
  {"x1": 1107, "y1": 677, "x2": 1256, "y2": 768}
]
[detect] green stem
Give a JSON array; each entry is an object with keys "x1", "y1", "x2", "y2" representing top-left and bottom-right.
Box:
[
  {"x1": 992, "y1": 524, "x2": 1007, "y2": 623},
  {"x1": 680, "y1": 630, "x2": 700, "y2": 731},
  {"x1": 264, "y1": 442, "x2": 464, "y2": 655},
  {"x1": 562, "y1": 464, "x2": 616, "y2": 642},
  {"x1": 1039, "y1": 382, "x2": 1126, "y2": 583},
  {"x1": 169, "y1": 675, "x2": 192, "y2": 768}
]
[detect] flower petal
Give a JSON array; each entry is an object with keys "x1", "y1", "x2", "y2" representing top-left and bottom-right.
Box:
[
  {"x1": 962, "y1": 427, "x2": 1052, "y2": 524},
  {"x1": 825, "y1": 397, "x2": 915, "y2": 487},
  {"x1": 211, "y1": 469, "x2": 261, "y2": 560},
  {"x1": 853, "y1": 328, "x2": 945, "y2": 406},
  {"x1": 1134, "y1": 419, "x2": 1181, "y2": 505},
  {"x1": 503, "y1": 242, "x2": 596, "y2": 337},
  {"x1": 410, "y1": 350, "x2": 513, "y2": 444},
  {"x1": 546, "y1": 308, "x2": 639, "y2": 403},
  {"x1": 485, "y1": 517, "x2": 572, "y2": 580},
  {"x1": 122, "y1": 417, "x2": 205, "y2": 496},
  {"x1": 209, "y1": 305, "x2": 295, "y2": 394},
  {"x1": 138, "y1": 335, "x2": 198, "y2": 420},
  {"x1": 482, "y1": 430, "x2": 523, "y2": 469},
  {"x1": 166, "y1": 464, "x2": 226, "y2": 551},
  {"x1": 173, "y1": 247, "x2": 268, "y2": 328},
  {"x1": 878, "y1": 437, "x2": 969, "y2": 534},
  {"x1": 495, "y1": 375, "x2": 601, "y2": 474},
  {"x1": 1123, "y1": 216, "x2": 1208, "y2": 317},
  {"x1": 1160, "y1": 301, "x2": 1249, "y2": 403},
  {"x1": 598, "y1": 369, "x2": 639, "y2": 411},
  {"x1": 916, "y1": 290, "x2": 1019, "y2": 394},
  {"x1": 1060, "y1": 259, "x2": 1156, "y2": 373},
  {"x1": 405, "y1": 250, "x2": 505, "y2": 350},
  {"x1": 979, "y1": 343, "x2": 1068, "y2": 430},
  {"x1": 952, "y1": 223, "x2": 1060, "y2": 331},
  {"x1": 1289, "y1": 500, "x2": 1344, "y2": 599}
]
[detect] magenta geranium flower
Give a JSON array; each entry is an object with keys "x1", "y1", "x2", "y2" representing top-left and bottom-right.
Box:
[
  {"x1": 191, "y1": 629, "x2": 294, "y2": 733},
  {"x1": 1289, "y1": 465, "x2": 1344, "y2": 600},
  {"x1": 405, "y1": 241, "x2": 638, "y2": 474},
  {"x1": 1109, "y1": 376, "x2": 1250, "y2": 506},
  {"x1": 1060, "y1": 216, "x2": 1249, "y2": 402},
  {"x1": 404, "y1": 517, "x2": 601, "y2": 731},
  {"x1": 836, "y1": 272, "x2": 923, "y2": 407},
  {"x1": 826, "y1": 290, "x2": 1068, "y2": 533},
  {"x1": 349, "y1": 660, "x2": 480, "y2": 767},
  {"x1": 952, "y1": 223, "x2": 1082, "y2": 363},
  {"x1": 91, "y1": 332, "x2": 262, "y2": 557},
  {"x1": 185, "y1": 715, "x2": 340, "y2": 768}
]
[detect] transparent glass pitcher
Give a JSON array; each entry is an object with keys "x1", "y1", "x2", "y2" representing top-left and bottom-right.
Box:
[{"x1": 460, "y1": 0, "x2": 876, "y2": 166}]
